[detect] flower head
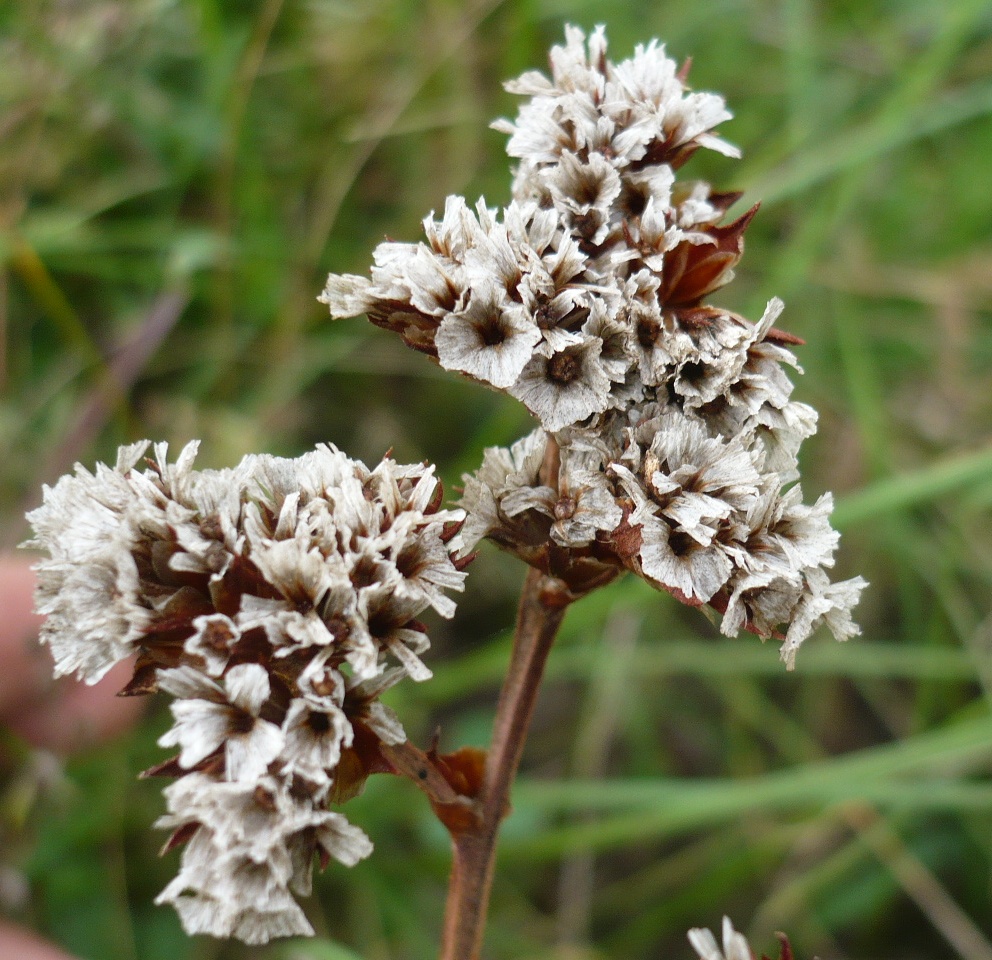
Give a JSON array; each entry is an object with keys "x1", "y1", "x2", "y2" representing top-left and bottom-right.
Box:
[
  {"x1": 688, "y1": 916, "x2": 802, "y2": 960},
  {"x1": 320, "y1": 26, "x2": 749, "y2": 434},
  {"x1": 25, "y1": 441, "x2": 467, "y2": 943},
  {"x1": 322, "y1": 23, "x2": 865, "y2": 664},
  {"x1": 688, "y1": 916, "x2": 754, "y2": 960}
]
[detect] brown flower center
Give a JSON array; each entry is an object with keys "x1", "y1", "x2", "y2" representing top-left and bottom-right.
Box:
[
  {"x1": 667, "y1": 529, "x2": 697, "y2": 558},
  {"x1": 548, "y1": 351, "x2": 580, "y2": 384},
  {"x1": 479, "y1": 316, "x2": 508, "y2": 346},
  {"x1": 229, "y1": 710, "x2": 257, "y2": 735},
  {"x1": 636, "y1": 313, "x2": 661, "y2": 347},
  {"x1": 307, "y1": 711, "x2": 332, "y2": 734},
  {"x1": 203, "y1": 619, "x2": 234, "y2": 653}
]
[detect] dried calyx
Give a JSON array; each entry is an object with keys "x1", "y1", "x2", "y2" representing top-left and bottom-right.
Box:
[
  {"x1": 25, "y1": 441, "x2": 467, "y2": 943},
  {"x1": 322, "y1": 25, "x2": 866, "y2": 665}
]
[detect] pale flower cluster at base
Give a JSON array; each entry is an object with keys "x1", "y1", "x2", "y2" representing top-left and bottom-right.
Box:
[
  {"x1": 25, "y1": 441, "x2": 466, "y2": 943},
  {"x1": 689, "y1": 917, "x2": 755, "y2": 960}
]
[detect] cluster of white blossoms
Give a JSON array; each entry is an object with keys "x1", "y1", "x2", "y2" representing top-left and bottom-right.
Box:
[
  {"x1": 24, "y1": 24, "x2": 867, "y2": 951},
  {"x1": 25, "y1": 441, "x2": 467, "y2": 943},
  {"x1": 322, "y1": 25, "x2": 865, "y2": 666},
  {"x1": 321, "y1": 25, "x2": 755, "y2": 432},
  {"x1": 688, "y1": 917, "x2": 759, "y2": 960},
  {"x1": 688, "y1": 916, "x2": 801, "y2": 960}
]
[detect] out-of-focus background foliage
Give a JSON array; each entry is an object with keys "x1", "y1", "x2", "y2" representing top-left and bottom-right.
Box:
[{"x1": 1, "y1": 0, "x2": 991, "y2": 958}]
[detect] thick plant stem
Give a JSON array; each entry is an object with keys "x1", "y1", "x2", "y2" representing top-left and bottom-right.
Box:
[{"x1": 439, "y1": 564, "x2": 569, "y2": 960}]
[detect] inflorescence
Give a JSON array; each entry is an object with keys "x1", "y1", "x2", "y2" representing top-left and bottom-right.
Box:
[
  {"x1": 25, "y1": 442, "x2": 466, "y2": 942},
  {"x1": 26, "y1": 23, "x2": 865, "y2": 947},
  {"x1": 322, "y1": 25, "x2": 866, "y2": 666}
]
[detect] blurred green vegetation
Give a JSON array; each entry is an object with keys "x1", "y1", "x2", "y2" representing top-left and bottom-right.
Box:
[{"x1": 2, "y1": 0, "x2": 991, "y2": 958}]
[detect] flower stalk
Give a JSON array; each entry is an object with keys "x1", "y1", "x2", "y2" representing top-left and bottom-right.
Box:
[{"x1": 441, "y1": 565, "x2": 569, "y2": 960}]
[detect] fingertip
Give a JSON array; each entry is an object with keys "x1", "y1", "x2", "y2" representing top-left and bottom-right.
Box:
[
  {"x1": 0, "y1": 554, "x2": 49, "y2": 716},
  {"x1": 0, "y1": 920, "x2": 82, "y2": 960},
  {"x1": 7, "y1": 659, "x2": 145, "y2": 754}
]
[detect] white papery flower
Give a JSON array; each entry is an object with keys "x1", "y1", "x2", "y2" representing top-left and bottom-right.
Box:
[
  {"x1": 627, "y1": 193, "x2": 682, "y2": 270},
  {"x1": 688, "y1": 916, "x2": 754, "y2": 960},
  {"x1": 497, "y1": 25, "x2": 738, "y2": 179},
  {"x1": 606, "y1": 39, "x2": 740, "y2": 160},
  {"x1": 318, "y1": 272, "x2": 375, "y2": 318},
  {"x1": 235, "y1": 593, "x2": 344, "y2": 659},
  {"x1": 25, "y1": 449, "x2": 151, "y2": 683},
  {"x1": 711, "y1": 477, "x2": 867, "y2": 665},
  {"x1": 183, "y1": 614, "x2": 242, "y2": 677},
  {"x1": 672, "y1": 313, "x2": 755, "y2": 408},
  {"x1": 780, "y1": 568, "x2": 868, "y2": 668},
  {"x1": 159, "y1": 831, "x2": 315, "y2": 944},
  {"x1": 458, "y1": 429, "x2": 549, "y2": 552},
  {"x1": 344, "y1": 666, "x2": 408, "y2": 746},
  {"x1": 494, "y1": 443, "x2": 623, "y2": 550},
  {"x1": 675, "y1": 180, "x2": 727, "y2": 230},
  {"x1": 614, "y1": 412, "x2": 760, "y2": 544},
  {"x1": 721, "y1": 568, "x2": 804, "y2": 639},
  {"x1": 550, "y1": 458, "x2": 624, "y2": 547},
  {"x1": 435, "y1": 281, "x2": 540, "y2": 388},
  {"x1": 636, "y1": 518, "x2": 734, "y2": 602},
  {"x1": 281, "y1": 693, "x2": 352, "y2": 791},
  {"x1": 406, "y1": 245, "x2": 468, "y2": 317},
  {"x1": 155, "y1": 773, "x2": 373, "y2": 943},
  {"x1": 544, "y1": 149, "x2": 622, "y2": 244},
  {"x1": 157, "y1": 664, "x2": 284, "y2": 782},
  {"x1": 510, "y1": 336, "x2": 612, "y2": 431},
  {"x1": 423, "y1": 193, "x2": 485, "y2": 259}
]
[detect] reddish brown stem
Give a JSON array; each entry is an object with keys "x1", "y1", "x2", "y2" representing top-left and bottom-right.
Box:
[{"x1": 439, "y1": 564, "x2": 569, "y2": 960}]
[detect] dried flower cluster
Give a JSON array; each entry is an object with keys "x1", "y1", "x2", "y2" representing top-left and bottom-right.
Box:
[
  {"x1": 25, "y1": 23, "x2": 867, "y2": 953},
  {"x1": 321, "y1": 25, "x2": 746, "y2": 432},
  {"x1": 25, "y1": 441, "x2": 466, "y2": 942},
  {"x1": 690, "y1": 917, "x2": 755, "y2": 960},
  {"x1": 321, "y1": 25, "x2": 865, "y2": 666},
  {"x1": 689, "y1": 916, "x2": 799, "y2": 960}
]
